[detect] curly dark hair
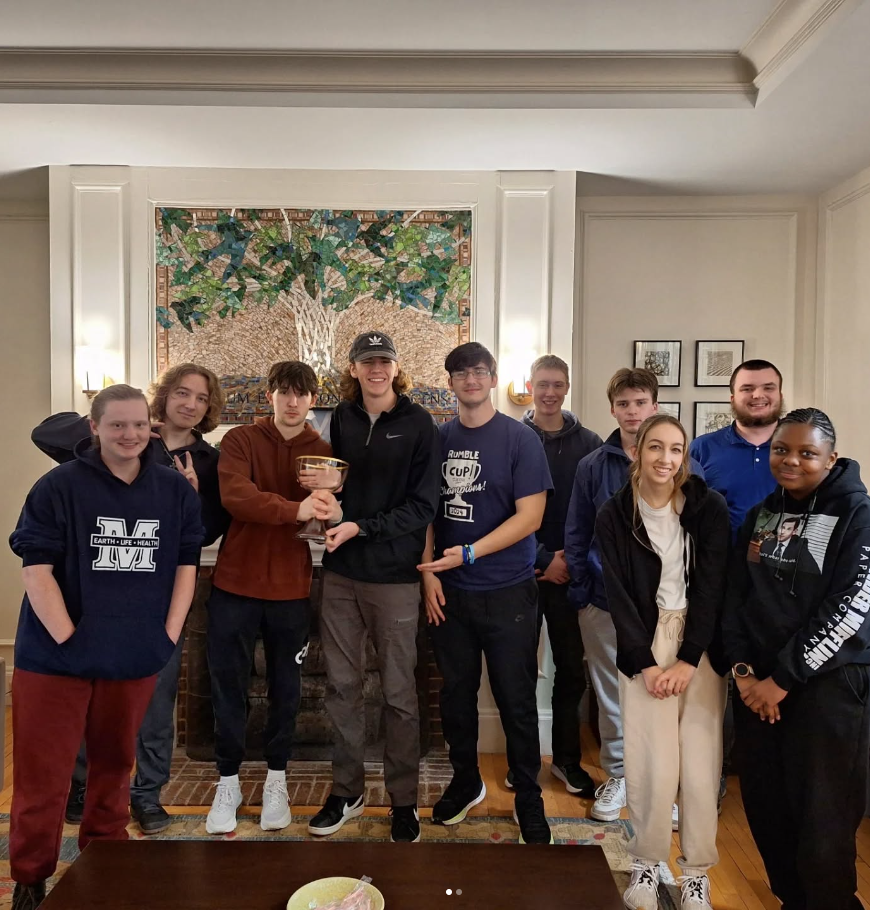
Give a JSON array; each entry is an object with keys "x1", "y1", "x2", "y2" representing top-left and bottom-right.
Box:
[{"x1": 148, "y1": 363, "x2": 225, "y2": 435}]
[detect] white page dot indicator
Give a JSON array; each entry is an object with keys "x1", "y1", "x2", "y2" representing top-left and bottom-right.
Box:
[{"x1": 446, "y1": 889, "x2": 452, "y2": 895}]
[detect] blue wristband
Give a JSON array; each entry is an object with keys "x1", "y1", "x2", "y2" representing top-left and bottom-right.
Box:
[{"x1": 462, "y1": 544, "x2": 476, "y2": 566}]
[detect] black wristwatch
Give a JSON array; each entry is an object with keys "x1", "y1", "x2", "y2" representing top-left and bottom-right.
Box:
[{"x1": 731, "y1": 662, "x2": 755, "y2": 679}]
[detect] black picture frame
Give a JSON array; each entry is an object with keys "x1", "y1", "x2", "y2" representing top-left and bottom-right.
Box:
[
  {"x1": 633, "y1": 340, "x2": 681, "y2": 387},
  {"x1": 694, "y1": 401, "x2": 733, "y2": 439},
  {"x1": 694, "y1": 340, "x2": 745, "y2": 387}
]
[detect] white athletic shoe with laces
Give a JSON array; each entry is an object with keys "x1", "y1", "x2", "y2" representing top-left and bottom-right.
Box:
[
  {"x1": 206, "y1": 781, "x2": 243, "y2": 834},
  {"x1": 623, "y1": 861, "x2": 660, "y2": 910},
  {"x1": 678, "y1": 874, "x2": 713, "y2": 909},
  {"x1": 591, "y1": 776, "x2": 626, "y2": 821},
  {"x1": 260, "y1": 778, "x2": 292, "y2": 830}
]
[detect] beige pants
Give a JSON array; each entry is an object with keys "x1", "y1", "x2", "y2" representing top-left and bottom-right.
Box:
[{"x1": 619, "y1": 608, "x2": 727, "y2": 874}]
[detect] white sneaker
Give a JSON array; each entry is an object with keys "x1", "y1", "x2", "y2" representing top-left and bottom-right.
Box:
[
  {"x1": 591, "y1": 776, "x2": 626, "y2": 821},
  {"x1": 260, "y1": 778, "x2": 292, "y2": 831},
  {"x1": 623, "y1": 861, "x2": 659, "y2": 910},
  {"x1": 678, "y1": 874, "x2": 713, "y2": 909},
  {"x1": 672, "y1": 802, "x2": 679, "y2": 831},
  {"x1": 206, "y1": 781, "x2": 243, "y2": 834}
]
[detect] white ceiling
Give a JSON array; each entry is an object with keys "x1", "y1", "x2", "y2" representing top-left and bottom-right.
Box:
[
  {"x1": 2, "y1": 0, "x2": 870, "y2": 198},
  {"x1": 2, "y1": 0, "x2": 777, "y2": 52}
]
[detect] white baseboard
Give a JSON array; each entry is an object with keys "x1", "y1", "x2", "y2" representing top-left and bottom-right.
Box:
[
  {"x1": 0, "y1": 639, "x2": 12, "y2": 706},
  {"x1": 477, "y1": 707, "x2": 553, "y2": 755}
]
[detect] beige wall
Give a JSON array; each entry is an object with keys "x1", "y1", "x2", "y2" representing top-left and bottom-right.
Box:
[
  {"x1": 0, "y1": 204, "x2": 51, "y2": 680},
  {"x1": 818, "y1": 165, "x2": 870, "y2": 458},
  {"x1": 574, "y1": 196, "x2": 818, "y2": 441}
]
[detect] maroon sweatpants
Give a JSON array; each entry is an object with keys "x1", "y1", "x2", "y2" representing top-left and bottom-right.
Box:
[{"x1": 10, "y1": 668, "x2": 157, "y2": 886}]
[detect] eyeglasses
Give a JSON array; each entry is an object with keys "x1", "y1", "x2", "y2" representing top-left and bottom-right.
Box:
[{"x1": 451, "y1": 368, "x2": 492, "y2": 381}]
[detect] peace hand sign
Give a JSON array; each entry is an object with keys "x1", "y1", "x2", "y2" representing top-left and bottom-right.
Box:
[{"x1": 173, "y1": 452, "x2": 199, "y2": 492}]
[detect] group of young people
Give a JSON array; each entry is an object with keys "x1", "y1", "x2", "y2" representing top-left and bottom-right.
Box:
[{"x1": 7, "y1": 335, "x2": 870, "y2": 910}]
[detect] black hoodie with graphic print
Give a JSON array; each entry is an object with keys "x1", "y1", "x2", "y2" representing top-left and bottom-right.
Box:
[{"x1": 722, "y1": 458, "x2": 870, "y2": 690}]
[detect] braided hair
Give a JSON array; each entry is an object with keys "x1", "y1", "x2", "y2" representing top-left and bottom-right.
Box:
[{"x1": 774, "y1": 407, "x2": 837, "y2": 448}]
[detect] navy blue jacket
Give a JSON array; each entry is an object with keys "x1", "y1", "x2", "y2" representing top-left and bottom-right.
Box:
[
  {"x1": 10, "y1": 441, "x2": 204, "y2": 680},
  {"x1": 522, "y1": 410, "x2": 602, "y2": 570},
  {"x1": 564, "y1": 428, "x2": 705, "y2": 612}
]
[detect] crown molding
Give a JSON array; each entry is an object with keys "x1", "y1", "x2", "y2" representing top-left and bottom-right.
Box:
[
  {"x1": 0, "y1": 48, "x2": 756, "y2": 109},
  {"x1": 743, "y1": 0, "x2": 866, "y2": 101}
]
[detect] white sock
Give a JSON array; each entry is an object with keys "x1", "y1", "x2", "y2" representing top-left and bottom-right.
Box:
[
  {"x1": 220, "y1": 774, "x2": 240, "y2": 790},
  {"x1": 266, "y1": 768, "x2": 286, "y2": 785}
]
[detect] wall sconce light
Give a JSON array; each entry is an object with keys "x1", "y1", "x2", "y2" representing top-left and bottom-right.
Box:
[
  {"x1": 505, "y1": 349, "x2": 536, "y2": 407},
  {"x1": 77, "y1": 345, "x2": 115, "y2": 400}
]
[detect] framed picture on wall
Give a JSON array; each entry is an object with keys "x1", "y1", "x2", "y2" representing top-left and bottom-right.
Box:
[
  {"x1": 633, "y1": 340, "x2": 681, "y2": 387},
  {"x1": 694, "y1": 401, "x2": 733, "y2": 439},
  {"x1": 695, "y1": 340, "x2": 745, "y2": 387},
  {"x1": 658, "y1": 401, "x2": 682, "y2": 422}
]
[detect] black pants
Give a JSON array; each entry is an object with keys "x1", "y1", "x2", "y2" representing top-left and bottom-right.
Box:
[
  {"x1": 536, "y1": 581, "x2": 585, "y2": 767},
  {"x1": 431, "y1": 578, "x2": 542, "y2": 805},
  {"x1": 735, "y1": 664, "x2": 870, "y2": 910},
  {"x1": 206, "y1": 586, "x2": 310, "y2": 777}
]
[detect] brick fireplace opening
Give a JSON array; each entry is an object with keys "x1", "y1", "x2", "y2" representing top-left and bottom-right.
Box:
[{"x1": 176, "y1": 567, "x2": 444, "y2": 762}]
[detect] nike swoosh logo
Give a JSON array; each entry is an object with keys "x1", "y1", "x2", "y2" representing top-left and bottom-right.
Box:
[{"x1": 386, "y1": 433, "x2": 403, "y2": 439}]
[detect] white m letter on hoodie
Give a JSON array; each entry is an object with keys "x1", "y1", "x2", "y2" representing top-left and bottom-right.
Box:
[{"x1": 91, "y1": 517, "x2": 160, "y2": 571}]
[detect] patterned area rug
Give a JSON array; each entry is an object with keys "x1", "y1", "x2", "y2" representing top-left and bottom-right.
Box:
[{"x1": 0, "y1": 814, "x2": 679, "y2": 909}]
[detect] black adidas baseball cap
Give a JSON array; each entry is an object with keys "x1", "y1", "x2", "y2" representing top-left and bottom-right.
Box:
[{"x1": 348, "y1": 331, "x2": 398, "y2": 363}]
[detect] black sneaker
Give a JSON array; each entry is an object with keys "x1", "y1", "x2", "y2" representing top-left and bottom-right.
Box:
[
  {"x1": 308, "y1": 794, "x2": 364, "y2": 836},
  {"x1": 390, "y1": 805, "x2": 421, "y2": 843},
  {"x1": 513, "y1": 799, "x2": 553, "y2": 844},
  {"x1": 550, "y1": 762, "x2": 595, "y2": 797},
  {"x1": 65, "y1": 781, "x2": 86, "y2": 824},
  {"x1": 12, "y1": 881, "x2": 46, "y2": 910},
  {"x1": 131, "y1": 802, "x2": 171, "y2": 834},
  {"x1": 432, "y1": 779, "x2": 486, "y2": 826},
  {"x1": 504, "y1": 769, "x2": 515, "y2": 789}
]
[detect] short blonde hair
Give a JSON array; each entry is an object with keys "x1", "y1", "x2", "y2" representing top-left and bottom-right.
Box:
[{"x1": 530, "y1": 354, "x2": 569, "y2": 382}]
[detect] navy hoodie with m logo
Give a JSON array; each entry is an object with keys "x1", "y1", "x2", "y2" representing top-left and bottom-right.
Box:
[{"x1": 10, "y1": 441, "x2": 204, "y2": 680}]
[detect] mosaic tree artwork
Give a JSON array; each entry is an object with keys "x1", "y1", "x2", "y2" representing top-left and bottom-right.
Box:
[{"x1": 155, "y1": 207, "x2": 472, "y2": 423}]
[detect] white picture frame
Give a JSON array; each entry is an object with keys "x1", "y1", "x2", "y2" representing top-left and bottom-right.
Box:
[{"x1": 633, "y1": 340, "x2": 681, "y2": 387}]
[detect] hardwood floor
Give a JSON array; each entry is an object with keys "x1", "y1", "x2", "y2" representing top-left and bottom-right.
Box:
[{"x1": 1, "y1": 708, "x2": 868, "y2": 909}]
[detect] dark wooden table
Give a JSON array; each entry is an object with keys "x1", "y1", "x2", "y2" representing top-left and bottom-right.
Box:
[{"x1": 41, "y1": 840, "x2": 624, "y2": 909}]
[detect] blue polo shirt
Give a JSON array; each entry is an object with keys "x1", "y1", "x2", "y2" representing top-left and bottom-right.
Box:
[{"x1": 689, "y1": 422, "x2": 776, "y2": 537}]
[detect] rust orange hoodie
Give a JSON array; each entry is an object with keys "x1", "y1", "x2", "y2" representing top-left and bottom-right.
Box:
[{"x1": 213, "y1": 417, "x2": 331, "y2": 600}]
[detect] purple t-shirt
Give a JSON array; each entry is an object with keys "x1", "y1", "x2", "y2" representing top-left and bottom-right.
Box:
[{"x1": 435, "y1": 412, "x2": 553, "y2": 590}]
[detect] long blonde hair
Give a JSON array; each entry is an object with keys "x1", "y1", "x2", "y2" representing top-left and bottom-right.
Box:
[
  {"x1": 628, "y1": 414, "x2": 691, "y2": 516},
  {"x1": 339, "y1": 365, "x2": 413, "y2": 402}
]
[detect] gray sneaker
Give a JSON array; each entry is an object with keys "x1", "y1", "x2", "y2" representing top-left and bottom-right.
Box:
[
  {"x1": 206, "y1": 781, "x2": 243, "y2": 835},
  {"x1": 591, "y1": 776, "x2": 626, "y2": 821},
  {"x1": 260, "y1": 778, "x2": 292, "y2": 831}
]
